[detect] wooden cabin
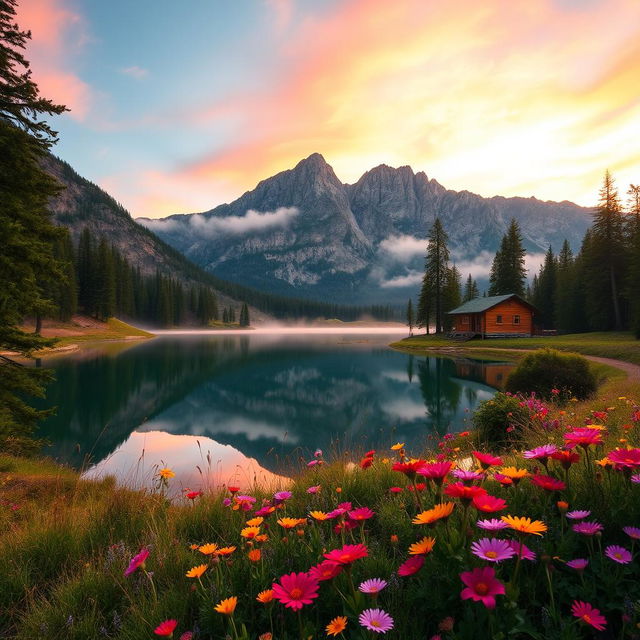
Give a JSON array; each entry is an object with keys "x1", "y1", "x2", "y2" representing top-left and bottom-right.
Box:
[{"x1": 448, "y1": 294, "x2": 536, "y2": 338}]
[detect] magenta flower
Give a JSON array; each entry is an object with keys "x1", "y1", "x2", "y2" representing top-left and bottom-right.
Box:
[
  {"x1": 632, "y1": 473, "x2": 640, "y2": 483},
  {"x1": 359, "y1": 608, "x2": 394, "y2": 633},
  {"x1": 571, "y1": 600, "x2": 607, "y2": 631},
  {"x1": 324, "y1": 543, "x2": 368, "y2": 565},
  {"x1": 308, "y1": 560, "x2": 343, "y2": 581},
  {"x1": 564, "y1": 428, "x2": 602, "y2": 449},
  {"x1": 507, "y1": 540, "x2": 536, "y2": 561},
  {"x1": 273, "y1": 490, "x2": 292, "y2": 503},
  {"x1": 604, "y1": 545, "x2": 632, "y2": 564},
  {"x1": 572, "y1": 521, "x2": 603, "y2": 536},
  {"x1": 460, "y1": 567, "x2": 505, "y2": 609},
  {"x1": 623, "y1": 526, "x2": 640, "y2": 540},
  {"x1": 470, "y1": 538, "x2": 516, "y2": 562},
  {"x1": 530, "y1": 474, "x2": 566, "y2": 492},
  {"x1": 566, "y1": 558, "x2": 589, "y2": 571},
  {"x1": 124, "y1": 548, "x2": 149, "y2": 576},
  {"x1": 418, "y1": 461, "x2": 454, "y2": 482},
  {"x1": 566, "y1": 510, "x2": 591, "y2": 520},
  {"x1": 271, "y1": 572, "x2": 320, "y2": 610},
  {"x1": 359, "y1": 578, "x2": 388, "y2": 594},
  {"x1": 348, "y1": 507, "x2": 375, "y2": 521},
  {"x1": 476, "y1": 518, "x2": 509, "y2": 531},
  {"x1": 523, "y1": 444, "x2": 557, "y2": 461},
  {"x1": 397, "y1": 555, "x2": 425, "y2": 577},
  {"x1": 306, "y1": 485, "x2": 320, "y2": 494},
  {"x1": 452, "y1": 469, "x2": 485, "y2": 482},
  {"x1": 607, "y1": 448, "x2": 640, "y2": 469}
]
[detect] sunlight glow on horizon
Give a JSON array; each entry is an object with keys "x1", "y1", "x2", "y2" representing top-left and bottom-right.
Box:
[{"x1": 16, "y1": 0, "x2": 640, "y2": 219}]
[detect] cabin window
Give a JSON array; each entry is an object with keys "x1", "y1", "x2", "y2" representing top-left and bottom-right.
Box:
[
  {"x1": 462, "y1": 316, "x2": 469, "y2": 324},
  {"x1": 513, "y1": 315, "x2": 520, "y2": 325},
  {"x1": 496, "y1": 314, "x2": 503, "y2": 324}
]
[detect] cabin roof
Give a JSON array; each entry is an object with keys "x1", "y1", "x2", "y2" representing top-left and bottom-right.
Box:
[{"x1": 447, "y1": 294, "x2": 535, "y2": 315}]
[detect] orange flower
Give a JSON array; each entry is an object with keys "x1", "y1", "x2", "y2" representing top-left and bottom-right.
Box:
[
  {"x1": 256, "y1": 589, "x2": 274, "y2": 604},
  {"x1": 217, "y1": 546, "x2": 236, "y2": 556},
  {"x1": 246, "y1": 517, "x2": 264, "y2": 527},
  {"x1": 390, "y1": 534, "x2": 399, "y2": 544},
  {"x1": 278, "y1": 517, "x2": 306, "y2": 529},
  {"x1": 412, "y1": 502, "x2": 455, "y2": 525},
  {"x1": 241, "y1": 526, "x2": 261, "y2": 539},
  {"x1": 189, "y1": 544, "x2": 199, "y2": 550},
  {"x1": 247, "y1": 549, "x2": 261, "y2": 562},
  {"x1": 408, "y1": 536, "x2": 436, "y2": 555},
  {"x1": 309, "y1": 511, "x2": 330, "y2": 521},
  {"x1": 501, "y1": 515, "x2": 547, "y2": 536},
  {"x1": 391, "y1": 442, "x2": 405, "y2": 451},
  {"x1": 497, "y1": 467, "x2": 530, "y2": 483},
  {"x1": 214, "y1": 596, "x2": 238, "y2": 615},
  {"x1": 255, "y1": 534, "x2": 269, "y2": 543},
  {"x1": 198, "y1": 543, "x2": 218, "y2": 555},
  {"x1": 326, "y1": 615, "x2": 348, "y2": 636},
  {"x1": 185, "y1": 564, "x2": 208, "y2": 578}
]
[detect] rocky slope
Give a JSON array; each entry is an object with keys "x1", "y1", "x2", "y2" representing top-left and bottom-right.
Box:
[{"x1": 139, "y1": 153, "x2": 593, "y2": 304}]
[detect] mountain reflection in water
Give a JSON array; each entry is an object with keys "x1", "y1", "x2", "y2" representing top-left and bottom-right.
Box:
[{"x1": 36, "y1": 332, "x2": 511, "y2": 490}]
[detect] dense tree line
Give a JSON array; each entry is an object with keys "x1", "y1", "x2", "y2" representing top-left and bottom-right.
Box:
[{"x1": 530, "y1": 172, "x2": 640, "y2": 337}]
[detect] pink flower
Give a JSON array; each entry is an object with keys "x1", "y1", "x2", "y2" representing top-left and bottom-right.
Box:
[
  {"x1": 359, "y1": 578, "x2": 388, "y2": 594},
  {"x1": 348, "y1": 507, "x2": 375, "y2": 521},
  {"x1": 460, "y1": 567, "x2": 505, "y2": 609},
  {"x1": 154, "y1": 619, "x2": 178, "y2": 637},
  {"x1": 572, "y1": 521, "x2": 603, "y2": 536},
  {"x1": 470, "y1": 538, "x2": 516, "y2": 562},
  {"x1": 308, "y1": 560, "x2": 343, "y2": 581},
  {"x1": 124, "y1": 548, "x2": 149, "y2": 576},
  {"x1": 306, "y1": 485, "x2": 320, "y2": 494},
  {"x1": 571, "y1": 600, "x2": 607, "y2": 631},
  {"x1": 623, "y1": 526, "x2": 640, "y2": 540},
  {"x1": 507, "y1": 540, "x2": 536, "y2": 561},
  {"x1": 418, "y1": 461, "x2": 454, "y2": 483},
  {"x1": 607, "y1": 448, "x2": 640, "y2": 470},
  {"x1": 272, "y1": 572, "x2": 320, "y2": 610},
  {"x1": 476, "y1": 518, "x2": 509, "y2": 532},
  {"x1": 566, "y1": 510, "x2": 591, "y2": 520},
  {"x1": 473, "y1": 451, "x2": 503, "y2": 469},
  {"x1": 564, "y1": 428, "x2": 602, "y2": 449},
  {"x1": 530, "y1": 474, "x2": 566, "y2": 492},
  {"x1": 604, "y1": 545, "x2": 632, "y2": 564},
  {"x1": 566, "y1": 558, "x2": 588, "y2": 571},
  {"x1": 397, "y1": 555, "x2": 425, "y2": 576},
  {"x1": 523, "y1": 444, "x2": 558, "y2": 462},
  {"x1": 273, "y1": 491, "x2": 292, "y2": 503},
  {"x1": 359, "y1": 608, "x2": 394, "y2": 634},
  {"x1": 472, "y1": 494, "x2": 507, "y2": 513},
  {"x1": 323, "y1": 543, "x2": 368, "y2": 565},
  {"x1": 452, "y1": 469, "x2": 485, "y2": 482}
]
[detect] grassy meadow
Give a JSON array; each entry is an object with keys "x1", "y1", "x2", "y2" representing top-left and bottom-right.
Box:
[{"x1": 1, "y1": 352, "x2": 639, "y2": 639}]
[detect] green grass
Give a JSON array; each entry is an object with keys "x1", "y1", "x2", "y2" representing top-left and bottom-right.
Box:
[
  {"x1": 392, "y1": 331, "x2": 640, "y2": 365},
  {"x1": 50, "y1": 318, "x2": 154, "y2": 348}
]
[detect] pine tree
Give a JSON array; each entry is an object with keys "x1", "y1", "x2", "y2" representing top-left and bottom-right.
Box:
[
  {"x1": 0, "y1": 0, "x2": 68, "y2": 452},
  {"x1": 488, "y1": 219, "x2": 527, "y2": 296},
  {"x1": 406, "y1": 299, "x2": 414, "y2": 336},
  {"x1": 418, "y1": 218, "x2": 450, "y2": 334},
  {"x1": 239, "y1": 302, "x2": 250, "y2": 327},
  {"x1": 533, "y1": 247, "x2": 556, "y2": 329},
  {"x1": 554, "y1": 239, "x2": 577, "y2": 333},
  {"x1": 462, "y1": 274, "x2": 479, "y2": 302},
  {"x1": 626, "y1": 184, "x2": 640, "y2": 337},
  {"x1": 442, "y1": 265, "x2": 462, "y2": 331}
]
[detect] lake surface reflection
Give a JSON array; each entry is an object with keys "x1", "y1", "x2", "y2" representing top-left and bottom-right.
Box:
[{"x1": 37, "y1": 332, "x2": 511, "y2": 492}]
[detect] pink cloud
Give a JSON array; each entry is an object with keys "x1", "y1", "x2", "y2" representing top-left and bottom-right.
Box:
[{"x1": 16, "y1": 0, "x2": 93, "y2": 120}]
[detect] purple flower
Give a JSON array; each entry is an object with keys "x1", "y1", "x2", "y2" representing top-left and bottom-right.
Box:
[
  {"x1": 471, "y1": 538, "x2": 516, "y2": 562},
  {"x1": 566, "y1": 558, "x2": 589, "y2": 571},
  {"x1": 566, "y1": 510, "x2": 591, "y2": 520},
  {"x1": 359, "y1": 578, "x2": 388, "y2": 594},
  {"x1": 359, "y1": 608, "x2": 394, "y2": 633},
  {"x1": 623, "y1": 526, "x2": 640, "y2": 540},
  {"x1": 507, "y1": 540, "x2": 536, "y2": 561},
  {"x1": 631, "y1": 473, "x2": 640, "y2": 483},
  {"x1": 476, "y1": 518, "x2": 509, "y2": 531},
  {"x1": 605, "y1": 545, "x2": 632, "y2": 564},
  {"x1": 523, "y1": 444, "x2": 557, "y2": 460},
  {"x1": 572, "y1": 521, "x2": 603, "y2": 536},
  {"x1": 124, "y1": 548, "x2": 149, "y2": 576}
]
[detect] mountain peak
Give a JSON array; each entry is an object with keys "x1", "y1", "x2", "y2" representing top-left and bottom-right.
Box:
[{"x1": 295, "y1": 152, "x2": 329, "y2": 170}]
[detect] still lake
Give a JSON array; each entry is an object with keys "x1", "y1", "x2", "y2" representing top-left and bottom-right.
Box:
[{"x1": 36, "y1": 330, "x2": 512, "y2": 493}]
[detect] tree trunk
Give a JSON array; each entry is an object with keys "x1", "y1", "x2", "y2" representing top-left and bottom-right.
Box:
[
  {"x1": 34, "y1": 314, "x2": 42, "y2": 336},
  {"x1": 610, "y1": 266, "x2": 622, "y2": 330}
]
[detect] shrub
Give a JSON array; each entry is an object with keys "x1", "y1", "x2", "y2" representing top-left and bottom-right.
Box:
[
  {"x1": 472, "y1": 392, "x2": 530, "y2": 449},
  {"x1": 505, "y1": 348, "x2": 597, "y2": 400}
]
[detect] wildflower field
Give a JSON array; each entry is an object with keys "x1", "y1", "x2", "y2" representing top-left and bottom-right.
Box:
[{"x1": 1, "y1": 370, "x2": 639, "y2": 639}]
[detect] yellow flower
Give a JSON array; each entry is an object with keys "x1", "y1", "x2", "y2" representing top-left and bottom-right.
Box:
[
  {"x1": 596, "y1": 457, "x2": 612, "y2": 468},
  {"x1": 326, "y1": 615, "x2": 348, "y2": 636},
  {"x1": 501, "y1": 515, "x2": 547, "y2": 536},
  {"x1": 214, "y1": 596, "x2": 238, "y2": 615},
  {"x1": 256, "y1": 589, "x2": 274, "y2": 604},
  {"x1": 217, "y1": 546, "x2": 237, "y2": 556},
  {"x1": 185, "y1": 564, "x2": 208, "y2": 578},
  {"x1": 391, "y1": 442, "x2": 405, "y2": 451},
  {"x1": 309, "y1": 510, "x2": 330, "y2": 521},
  {"x1": 408, "y1": 536, "x2": 436, "y2": 555},
  {"x1": 247, "y1": 548, "x2": 261, "y2": 562},
  {"x1": 246, "y1": 516, "x2": 264, "y2": 527},
  {"x1": 157, "y1": 467, "x2": 175, "y2": 479},
  {"x1": 198, "y1": 543, "x2": 219, "y2": 555},
  {"x1": 412, "y1": 502, "x2": 455, "y2": 525},
  {"x1": 498, "y1": 466, "x2": 530, "y2": 480},
  {"x1": 241, "y1": 526, "x2": 261, "y2": 539}
]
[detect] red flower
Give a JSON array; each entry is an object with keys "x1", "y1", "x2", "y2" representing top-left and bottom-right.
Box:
[
  {"x1": 473, "y1": 452, "x2": 503, "y2": 469},
  {"x1": 309, "y1": 560, "x2": 343, "y2": 581},
  {"x1": 392, "y1": 460, "x2": 427, "y2": 479},
  {"x1": 324, "y1": 543, "x2": 368, "y2": 565},
  {"x1": 360, "y1": 457, "x2": 374, "y2": 469},
  {"x1": 444, "y1": 482, "x2": 487, "y2": 503},
  {"x1": 472, "y1": 494, "x2": 507, "y2": 513},
  {"x1": 564, "y1": 428, "x2": 603, "y2": 449},
  {"x1": 397, "y1": 555, "x2": 425, "y2": 576},
  {"x1": 185, "y1": 490, "x2": 202, "y2": 500},
  {"x1": 154, "y1": 619, "x2": 178, "y2": 637},
  {"x1": 460, "y1": 567, "x2": 505, "y2": 609},
  {"x1": 272, "y1": 572, "x2": 320, "y2": 610},
  {"x1": 550, "y1": 449, "x2": 580, "y2": 469},
  {"x1": 531, "y1": 474, "x2": 566, "y2": 492}
]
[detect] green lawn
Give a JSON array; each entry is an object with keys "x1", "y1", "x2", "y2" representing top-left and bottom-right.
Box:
[{"x1": 391, "y1": 331, "x2": 640, "y2": 365}]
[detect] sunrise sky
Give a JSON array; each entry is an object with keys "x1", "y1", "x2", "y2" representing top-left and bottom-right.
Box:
[{"x1": 17, "y1": 0, "x2": 640, "y2": 219}]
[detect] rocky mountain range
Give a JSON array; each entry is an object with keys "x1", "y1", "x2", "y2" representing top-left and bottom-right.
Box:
[{"x1": 139, "y1": 153, "x2": 593, "y2": 305}]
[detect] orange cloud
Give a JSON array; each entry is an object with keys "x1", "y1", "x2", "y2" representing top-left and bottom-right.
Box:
[{"x1": 16, "y1": 0, "x2": 93, "y2": 120}]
